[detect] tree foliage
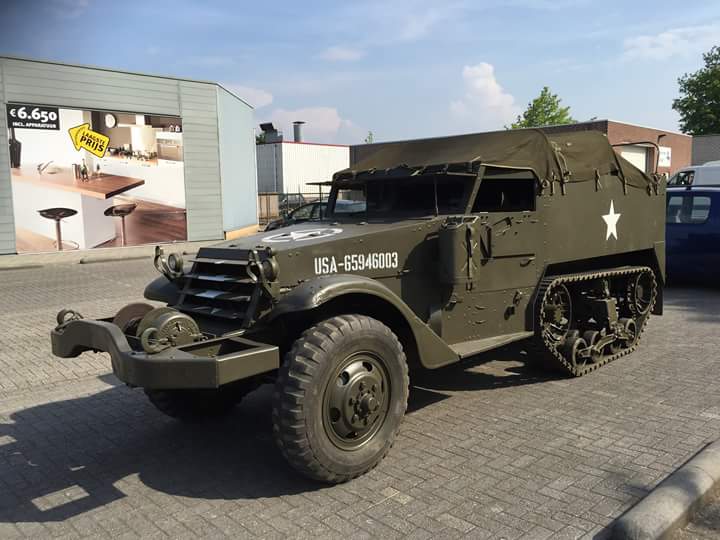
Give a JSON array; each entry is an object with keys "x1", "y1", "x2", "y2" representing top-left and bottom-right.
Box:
[
  {"x1": 509, "y1": 86, "x2": 575, "y2": 129},
  {"x1": 673, "y1": 46, "x2": 720, "y2": 135}
]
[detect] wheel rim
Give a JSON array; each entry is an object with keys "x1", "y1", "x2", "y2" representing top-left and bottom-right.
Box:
[
  {"x1": 322, "y1": 351, "x2": 391, "y2": 451},
  {"x1": 542, "y1": 284, "x2": 572, "y2": 343},
  {"x1": 622, "y1": 319, "x2": 638, "y2": 347}
]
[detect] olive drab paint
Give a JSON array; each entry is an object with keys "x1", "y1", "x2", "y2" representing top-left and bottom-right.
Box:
[{"x1": 51, "y1": 128, "x2": 665, "y2": 482}]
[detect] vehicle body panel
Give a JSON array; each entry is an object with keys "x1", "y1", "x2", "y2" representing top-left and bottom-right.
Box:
[{"x1": 666, "y1": 186, "x2": 720, "y2": 281}]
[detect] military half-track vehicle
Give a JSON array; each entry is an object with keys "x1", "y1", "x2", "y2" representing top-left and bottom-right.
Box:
[{"x1": 52, "y1": 129, "x2": 665, "y2": 483}]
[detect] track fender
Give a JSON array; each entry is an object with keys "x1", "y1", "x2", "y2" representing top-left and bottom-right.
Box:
[{"x1": 269, "y1": 274, "x2": 459, "y2": 369}]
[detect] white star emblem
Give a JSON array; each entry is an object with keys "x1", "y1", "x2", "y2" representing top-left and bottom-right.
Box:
[
  {"x1": 262, "y1": 228, "x2": 343, "y2": 243},
  {"x1": 602, "y1": 200, "x2": 621, "y2": 241}
]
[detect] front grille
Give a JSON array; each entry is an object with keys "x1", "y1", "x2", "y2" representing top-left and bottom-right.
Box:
[{"x1": 174, "y1": 250, "x2": 262, "y2": 325}]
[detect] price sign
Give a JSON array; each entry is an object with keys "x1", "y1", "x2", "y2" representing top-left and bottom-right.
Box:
[{"x1": 6, "y1": 104, "x2": 60, "y2": 130}]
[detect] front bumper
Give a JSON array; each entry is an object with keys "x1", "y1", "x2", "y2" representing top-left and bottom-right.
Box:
[{"x1": 51, "y1": 318, "x2": 279, "y2": 389}]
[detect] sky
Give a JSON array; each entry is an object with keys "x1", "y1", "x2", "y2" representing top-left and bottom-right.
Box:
[{"x1": 2, "y1": 0, "x2": 719, "y2": 144}]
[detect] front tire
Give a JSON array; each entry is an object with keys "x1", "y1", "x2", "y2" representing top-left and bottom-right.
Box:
[
  {"x1": 272, "y1": 314, "x2": 409, "y2": 483},
  {"x1": 145, "y1": 380, "x2": 254, "y2": 422}
]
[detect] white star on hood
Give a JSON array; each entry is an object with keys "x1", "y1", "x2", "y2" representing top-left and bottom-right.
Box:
[{"x1": 602, "y1": 200, "x2": 621, "y2": 240}]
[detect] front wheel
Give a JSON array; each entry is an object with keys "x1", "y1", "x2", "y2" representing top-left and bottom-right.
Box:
[
  {"x1": 144, "y1": 380, "x2": 255, "y2": 422},
  {"x1": 272, "y1": 314, "x2": 409, "y2": 483}
]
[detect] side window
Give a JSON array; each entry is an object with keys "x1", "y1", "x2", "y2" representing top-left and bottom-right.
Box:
[
  {"x1": 666, "y1": 195, "x2": 711, "y2": 224},
  {"x1": 691, "y1": 196, "x2": 711, "y2": 223},
  {"x1": 472, "y1": 168, "x2": 537, "y2": 213},
  {"x1": 291, "y1": 204, "x2": 313, "y2": 220},
  {"x1": 668, "y1": 171, "x2": 694, "y2": 186}
]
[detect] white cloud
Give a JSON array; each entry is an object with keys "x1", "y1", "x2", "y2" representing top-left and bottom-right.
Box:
[
  {"x1": 265, "y1": 107, "x2": 364, "y2": 144},
  {"x1": 320, "y1": 46, "x2": 365, "y2": 62},
  {"x1": 450, "y1": 62, "x2": 519, "y2": 132},
  {"x1": 224, "y1": 84, "x2": 273, "y2": 109},
  {"x1": 623, "y1": 24, "x2": 720, "y2": 61}
]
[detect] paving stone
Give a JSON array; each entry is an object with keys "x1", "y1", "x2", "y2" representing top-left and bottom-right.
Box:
[{"x1": 0, "y1": 262, "x2": 719, "y2": 538}]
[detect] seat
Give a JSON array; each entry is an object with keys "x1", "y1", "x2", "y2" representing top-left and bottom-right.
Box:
[
  {"x1": 104, "y1": 203, "x2": 137, "y2": 247},
  {"x1": 37, "y1": 207, "x2": 78, "y2": 251}
]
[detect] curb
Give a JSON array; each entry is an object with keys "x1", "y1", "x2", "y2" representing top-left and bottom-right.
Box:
[
  {"x1": 612, "y1": 440, "x2": 720, "y2": 539},
  {"x1": 0, "y1": 240, "x2": 218, "y2": 269}
]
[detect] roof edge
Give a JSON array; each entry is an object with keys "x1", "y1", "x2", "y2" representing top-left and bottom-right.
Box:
[{"x1": 0, "y1": 54, "x2": 253, "y2": 109}]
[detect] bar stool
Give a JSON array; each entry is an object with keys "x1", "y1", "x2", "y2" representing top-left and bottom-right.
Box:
[
  {"x1": 104, "y1": 203, "x2": 137, "y2": 247},
  {"x1": 37, "y1": 208, "x2": 78, "y2": 251}
]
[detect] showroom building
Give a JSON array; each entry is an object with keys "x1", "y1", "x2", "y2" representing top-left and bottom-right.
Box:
[{"x1": 0, "y1": 56, "x2": 257, "y2": 255}]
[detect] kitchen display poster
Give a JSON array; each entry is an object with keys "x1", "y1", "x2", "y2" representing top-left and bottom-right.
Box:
[{"x1": 7, "y1": 104, "x2": 188, "y2": 253}]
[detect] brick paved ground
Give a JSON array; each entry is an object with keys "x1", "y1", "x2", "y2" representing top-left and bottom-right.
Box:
[{"x1": 0, "y1": 260, "x2": 719, "y2": 539}]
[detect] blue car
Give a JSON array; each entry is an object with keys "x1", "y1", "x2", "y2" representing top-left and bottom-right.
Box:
[{"x1": 666, "y1": 185, "x2": 720, "y2": 282}]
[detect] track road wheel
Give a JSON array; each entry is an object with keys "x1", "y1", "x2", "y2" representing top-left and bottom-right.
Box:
[
  {"x1": 144, "y1": 381, "x2": 253, "y2": 422},
  {"x1": 272, "y1": 314, "x2": 409, "y2": 484},
  {"x1": 560, "y1": 336, "x2": 588, "y2": 369},
  {"x1": 618, "y1": 318, "x2": 638, "y2": 348},
  {"x1": 582, "y1": 330, "x2": 602, "y2": 363}
]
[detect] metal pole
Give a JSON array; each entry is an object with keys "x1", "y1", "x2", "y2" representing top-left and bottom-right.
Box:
[{"x1": 55, "y1": 219, "x2": 63, "y2": 251}]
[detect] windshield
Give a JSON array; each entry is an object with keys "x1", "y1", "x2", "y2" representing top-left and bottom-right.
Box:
[
  {"x1": 668, "y1": 170, "x2": 694, "y2": 186},
  {"x1": 329, "y1": 176, "x2": 470, "y2": 218}
]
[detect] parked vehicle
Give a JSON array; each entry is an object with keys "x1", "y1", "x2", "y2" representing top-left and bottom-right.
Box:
[
  {"x1": 51, "y1": 129, "x2": 664, "y2": 483},
  {"x1": 666, "y1": 185, "x2": 720, "y2": 282},
  {"x1": 668, "y1": 163, "x2": 720, "y2": 187},
  {"x1": 265, "y1": 199, "x2": 367, "y2": 231}
]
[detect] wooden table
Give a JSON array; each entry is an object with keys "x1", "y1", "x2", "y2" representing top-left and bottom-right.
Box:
[
  {"x1": 11, "y1": 166, "x2": 145, "y2": 199},
  {"x1": 11, "y1": 166, "x2": 145, "y2": 249}
]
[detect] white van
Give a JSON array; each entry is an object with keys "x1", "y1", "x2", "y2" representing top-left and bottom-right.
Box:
[{"x1": 669, "y1": 163, "x2": 720, "y2": 187}]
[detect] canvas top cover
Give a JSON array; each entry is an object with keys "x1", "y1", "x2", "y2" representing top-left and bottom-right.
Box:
[{"x1": 334, "y1": 129, "x2": 655, "y2": 191}]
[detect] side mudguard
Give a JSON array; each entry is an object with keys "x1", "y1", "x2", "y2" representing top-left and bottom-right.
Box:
[
  {"x1": 269, "y1": 274, "x2": 459, "y2": 369},
  {"x1": 144, "y1": 276, "x2": 181, "y2": 305}
]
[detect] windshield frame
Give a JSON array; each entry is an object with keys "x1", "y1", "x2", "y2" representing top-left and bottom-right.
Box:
[{"x1": 327, "y1": 174, "x2": 476, "y2": 220}]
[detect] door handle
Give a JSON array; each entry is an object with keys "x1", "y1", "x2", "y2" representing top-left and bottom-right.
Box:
[{"x1": 520, "y1": 256, "x2": 535, "y2": 267}]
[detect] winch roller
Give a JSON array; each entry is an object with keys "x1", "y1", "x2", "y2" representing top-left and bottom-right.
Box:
[{"x1": 113, "y1": 304, "x2": 201, "y2": 353}]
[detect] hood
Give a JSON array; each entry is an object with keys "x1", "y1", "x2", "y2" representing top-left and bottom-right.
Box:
[
  {"x1": 203, "y1": 220, "x2": 429, "y2": 255},
  {"x1": 194, "y1": 219, "x2": 442, "y2": 287}
]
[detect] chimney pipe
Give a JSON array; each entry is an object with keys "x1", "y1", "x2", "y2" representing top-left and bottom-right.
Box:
[{"x1": 293, "y1": 121, "x2": 305, "y2": 142}]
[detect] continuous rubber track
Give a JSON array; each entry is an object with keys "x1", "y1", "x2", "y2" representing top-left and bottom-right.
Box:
[
  {"x1": 271, "y1": 314, "x2": 409, "y2": 484},
  {"x1": 529, "y1": 266, "x2": 657, "y2": 377}
]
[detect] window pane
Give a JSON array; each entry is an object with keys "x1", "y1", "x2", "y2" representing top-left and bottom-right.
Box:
[
  {"x1": 666, "y1": 195, "x2": 711, "y2": 224},
  {"x1": 292, "y1": 205, "x2": 313, "y2": 219},
  {"x1": 472, "y1": 169, "x2": 536, "y2": 213},
  {"x1": 666, "y1": 196, "x2": 683, "y2": 223},
  {"x1": 690, "y1": 196, "x2": 711, "y2": 223}
]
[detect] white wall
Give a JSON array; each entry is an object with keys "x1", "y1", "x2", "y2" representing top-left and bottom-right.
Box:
[
  {"x1": 217, "y1": 86, "x2": 258, "y2": 231},
  {"x1": 280, "y1": 143, "x2": 349, "y2": 193},
  {"x1": 13, "y1": 108, "x2": 86, "y2": 167}
]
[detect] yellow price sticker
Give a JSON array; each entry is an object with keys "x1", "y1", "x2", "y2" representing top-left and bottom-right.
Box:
[{"x1": 68, "y1": 123, "x2": 110, "y2": 158}]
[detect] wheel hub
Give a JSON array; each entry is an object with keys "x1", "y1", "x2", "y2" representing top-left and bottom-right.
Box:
[{"x1": 324, "y1": 353, "x2": 389, "y2": 449}]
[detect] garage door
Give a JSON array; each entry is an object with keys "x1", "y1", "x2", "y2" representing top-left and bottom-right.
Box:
[{"x1": 620, "y1": 145, "x2": 648, "y2": 172}]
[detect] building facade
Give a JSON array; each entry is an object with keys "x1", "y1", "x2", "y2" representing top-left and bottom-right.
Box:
[
  {"x1": 256, "y1": 122, "x2": 349, "y2": 195},
  {"x1": 1, "y1": 56, "x2": 257, "y2": 255},
  {"x1": 692, "y1": 134, "x2": 720, "y2": 165}
]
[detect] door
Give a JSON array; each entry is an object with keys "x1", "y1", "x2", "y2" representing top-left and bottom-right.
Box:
[
  {"x1": 666, "y1": 192, "x2": 716, "y2": 279},
  {"x1": 620, "y1": 145, "x2": 649, "y2": 173},
  {"x1": 440, "y1": 167, "x2": 541, "y2": 344}
]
